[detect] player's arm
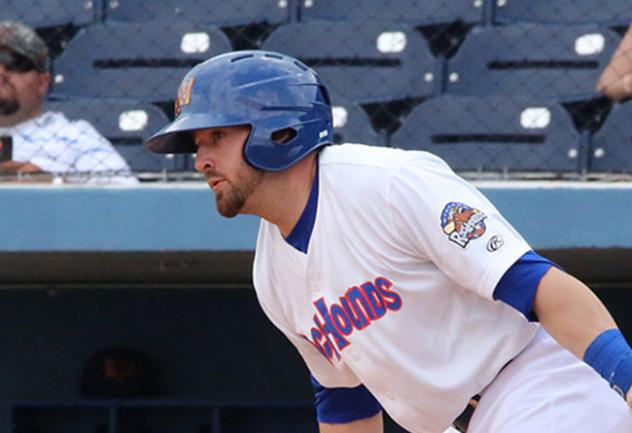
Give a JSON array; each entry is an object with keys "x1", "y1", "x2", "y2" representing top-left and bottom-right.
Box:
[
  {"x1": 597, "y1": 24, "x2": 632, "y2": 100},
  {"x1": 319, "y1": 412, "x2": 383, "y2": 433},
  {"x1": 533, "y1": 267, "x2": 616, "y2": 360},
  {"x1": 532, "y1": 267, "x2": 632, "y2": 407},
  {"x1": 494, "y1": 252, "x2": 632, "y2": 408}
]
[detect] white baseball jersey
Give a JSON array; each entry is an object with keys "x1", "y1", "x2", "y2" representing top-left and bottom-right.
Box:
[
  {"x1": 253, "y1": 144, "x2": 539, "y2": 433},
  {"x1": 0, "y1": 111, "x2": 137, "y2": 184}
]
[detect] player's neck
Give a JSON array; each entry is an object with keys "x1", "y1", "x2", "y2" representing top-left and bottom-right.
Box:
[{"x1": 251, "y1": 154, "x2": 317, "y2": 237}]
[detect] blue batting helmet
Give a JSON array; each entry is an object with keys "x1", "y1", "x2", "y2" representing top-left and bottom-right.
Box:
[{"x1": 144, "y1": 50, "x2": 333, "y2": 172}]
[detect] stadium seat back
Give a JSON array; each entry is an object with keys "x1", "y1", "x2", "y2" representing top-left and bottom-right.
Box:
[
  {"x1": 45, "y1": 98, "x2": 178, "y2": 172},
  {"x1": 52, "y1": 22, "x2": 232, "y2": 103},
  {"x1": 590, "y1": 102, "x2": 632, "y2": 173},
  {"x1": 105, "y1": 0, "x2": 289, "y2": 26},
  {"x1": 299, "y1": 0, "x2": 483, "y2": 25},
  {"x1": 495, "y1": 0, "x2": 632, "y2": 26},
  {"x1": 446, "y1": 24, "x2": 621, "y2": 101},
  {"x1": 390, "y1": 95, "x2": 581, "y2": 173},
  {"x1": 330, "y1": 96, "x2": 385, "y2": 146},
  {"x1": 262, "y1": 21, "x2": 438, "y2": 103},
  {"x1": 3, "y1": 0, "x2": 99, "y2": 28}
]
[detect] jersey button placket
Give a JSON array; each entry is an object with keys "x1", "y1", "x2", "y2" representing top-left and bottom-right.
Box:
[
  {"x1": 348, "y1": 350, "x2": 360, "y2": 362},
  {"x1": 307, "y1": 270, "x2": 320, "y2": 292}
]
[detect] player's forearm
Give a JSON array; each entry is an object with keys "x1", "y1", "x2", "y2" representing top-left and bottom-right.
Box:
[
  {"x1": 319, "y1": 412, "x2": 383, "y2": 433},
  {"x1": 532, "y1": 267, "x2": 616, "y2": 359},
  {"x1": 533, "y1": 267, "x2": 632, "y2": 408}
]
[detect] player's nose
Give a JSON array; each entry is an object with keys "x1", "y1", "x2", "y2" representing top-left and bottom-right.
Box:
[{"x1": 194, "y1": 143, "x2": 215, "y2": 173}]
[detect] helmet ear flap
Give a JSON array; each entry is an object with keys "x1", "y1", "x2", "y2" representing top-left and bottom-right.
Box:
[{"x1": 271, "y1": 127, "x2": 298, "y2": 145}]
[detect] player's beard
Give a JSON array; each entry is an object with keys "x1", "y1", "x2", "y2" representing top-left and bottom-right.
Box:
[{"x1": 215, "y1": 167, "x2": 264, "y2": 218}]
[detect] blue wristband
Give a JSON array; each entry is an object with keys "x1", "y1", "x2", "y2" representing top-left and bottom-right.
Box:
[{"x1": 583, "y1": 329, "x2": 632, "y2": 399}]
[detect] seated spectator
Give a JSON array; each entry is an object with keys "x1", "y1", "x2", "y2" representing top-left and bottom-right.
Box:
[
  {"x1": 0, "y1": 21, "x2": 137, "y2": 184},
  {"x1": 597, "y1": 24, "x2": 632, "y2": 101}
]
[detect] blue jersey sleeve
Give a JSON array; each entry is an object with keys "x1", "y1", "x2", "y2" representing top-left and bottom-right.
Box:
[
  {"x1": 493, "y1": 250, "x2": 560, "y2": 320},
  {"x1": 311, "y1": 376, "x2": 382, "y2": 424}
]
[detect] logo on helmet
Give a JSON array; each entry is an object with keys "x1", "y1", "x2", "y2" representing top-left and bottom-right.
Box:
[{"x1": 175, "y1": 76, "x2": 195, "y2": 117}]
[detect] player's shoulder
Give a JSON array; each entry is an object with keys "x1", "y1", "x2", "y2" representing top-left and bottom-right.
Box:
[{"x1": 319, "y1": 143, "x2": 453, "y2": 177}]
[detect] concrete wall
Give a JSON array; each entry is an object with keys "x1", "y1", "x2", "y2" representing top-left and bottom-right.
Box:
[{"x1": 0, "y1": 182, "x2": 631, "y2": 252}]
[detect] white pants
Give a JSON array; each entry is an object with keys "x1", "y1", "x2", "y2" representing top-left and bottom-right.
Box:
[{"x1": 467, "y1": 327, "x2": 632, "y2": 433}]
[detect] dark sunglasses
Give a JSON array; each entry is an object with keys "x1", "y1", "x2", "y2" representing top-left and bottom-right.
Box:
[{"x1": 0, "y1": 50, "x2": 37, "y2": 73}]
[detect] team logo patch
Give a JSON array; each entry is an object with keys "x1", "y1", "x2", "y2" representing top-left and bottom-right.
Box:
[
  {"x1": 440, "y1": 202, "x2": 487, "y2": 248},
  {"x1": 174, "y1": 76, "x2": 195, "y2": 117}
]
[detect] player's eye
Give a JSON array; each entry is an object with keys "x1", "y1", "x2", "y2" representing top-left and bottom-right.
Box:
[{"x1": 212, "y1": 130, "x2": 227, "y2": 143}]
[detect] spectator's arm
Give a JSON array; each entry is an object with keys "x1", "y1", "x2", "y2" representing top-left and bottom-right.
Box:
[
  {"x1": 0, "y1": 160, "x2": 43, "y2": 173},
  {"x1": 0, "y1": 160, "x2": 53, "y2": 183},
  {"x1": 597, "y1": 25, "x2": 632, "y2": 101}
]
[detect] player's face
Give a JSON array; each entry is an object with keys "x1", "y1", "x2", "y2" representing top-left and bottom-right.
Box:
[
  {"x1": 193, "y1": 125, "x2": 264, "y2": 218},
  {"x1": 0, "y1": 51, "x2": 49, "y2": 126}
]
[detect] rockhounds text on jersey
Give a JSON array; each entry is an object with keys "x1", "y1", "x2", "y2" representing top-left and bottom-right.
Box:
[{"x1": 307, "y1": 276, "x2": 403, "y2": 363}]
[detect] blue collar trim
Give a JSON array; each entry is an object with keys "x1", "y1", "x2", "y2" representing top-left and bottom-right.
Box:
[{"x1": 285, "y1": 163, "x2": 319, "y2": 254}]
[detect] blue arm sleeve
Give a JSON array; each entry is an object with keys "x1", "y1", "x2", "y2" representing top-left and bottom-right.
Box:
[
  {"x1": 311, "y1": 376, "x2": 382, "y2": 424},
  {"x1": 493, "y1": 250, "x2": 560, "y2": 321}
]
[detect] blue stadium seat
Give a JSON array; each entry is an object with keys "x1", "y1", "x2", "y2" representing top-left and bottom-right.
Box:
[
  {"x1": 299, "y1": 0, "x2": 484, "y2": 26},
  {"x1": 262, "y1": 21, "x2": 439, "y2": 103},
  {"x1": 389, "y1": 95, "x2": 582, "y2": 173},
  {"x1": 3, "y1": 0, "x2": 99, "y2": 28},
  {"x1": 495, "y1": 0, "x2": 632, "y2": 26},
  {"x1": 51, "y1": 22, "x2": 232, "y2": 103},
  {"x1": 590, "y1": 101, "x2": 632, "y2": 173},
  {"x1": 330, "y1": 96, "x2": 385, "y2": 146},
  {"x1": 105, "y1": 0, "x2": 289, "y2": 26},
  {"x1": 45, "y1": 98, "x2": 180, "y2": 172},
  {"x1": 445, "y1": 24, "x2": 621, "y2": 101}
]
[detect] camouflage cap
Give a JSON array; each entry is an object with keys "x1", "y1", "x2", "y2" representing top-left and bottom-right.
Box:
[{"x1": 0, "y1": 21, "x2": 49, "y2": 72}]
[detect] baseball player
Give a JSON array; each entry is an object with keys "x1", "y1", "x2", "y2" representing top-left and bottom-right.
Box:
[{"x1": 146, "y1": 50, "x2": 632, "y2": 433}]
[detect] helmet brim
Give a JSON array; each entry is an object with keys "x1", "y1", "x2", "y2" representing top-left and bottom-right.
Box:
[{"x1": 144, "y1": 113, "x2": 222, "y2": 154}]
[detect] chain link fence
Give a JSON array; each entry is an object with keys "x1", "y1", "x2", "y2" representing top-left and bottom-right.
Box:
[{"x1": 2, "y1": 0, "x2": 631, "y2": 183}]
